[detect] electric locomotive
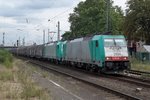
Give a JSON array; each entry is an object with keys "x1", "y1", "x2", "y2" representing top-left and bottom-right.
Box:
[{"x1": 63, "y1": 35, "x2": 130, "y2": 73}]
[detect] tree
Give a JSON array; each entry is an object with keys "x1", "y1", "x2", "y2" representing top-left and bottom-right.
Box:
[
  {"x1": 61, "y1": 31, "x2": 72, "y2": 40},
  {"x1": 124, "y1": 0, "x2": 150, "y2": 44},
  {"x1": 62, "y1": 0, "x2": 124, "y2": 40}
]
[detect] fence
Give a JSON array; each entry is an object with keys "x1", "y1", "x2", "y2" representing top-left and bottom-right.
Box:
[{"x1": 136, "y1": 52, "x2": 150, "y2": 61}]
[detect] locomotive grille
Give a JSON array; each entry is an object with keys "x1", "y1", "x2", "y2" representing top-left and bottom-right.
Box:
[{"x1": 105, "y1": 61, "x2": 129, "y2": 71}]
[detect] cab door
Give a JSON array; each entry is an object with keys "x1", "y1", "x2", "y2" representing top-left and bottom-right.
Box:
[
  {"x1": 92, "y1": 40, "x2": 99, "y2": 62},
  {"x1": 56, "y1": 44, "x2": 60, "y2": 59},
  {"x1": 95, "y1": 40, "x2": 99, "y2": 61},
  {"x1": 92, "y1": 41, "x2": 95, "y2": 62}
]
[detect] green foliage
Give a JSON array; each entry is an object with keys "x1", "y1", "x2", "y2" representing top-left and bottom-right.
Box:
[
  {"x1": 62, "y1": 0, "x2": 124, "y2": 40},
  {"x1": 0, "y1": 49, "x2": 13, "y2": 68},
  {"x1": 61, "y1": 31, "x2": 72, "y2": 40},
  {"x1": 110, "y1": 6, "x2": 124, "y2": 35},
  {"x1": 124, "y1": 0, "x2": 150, "y2": 43}
]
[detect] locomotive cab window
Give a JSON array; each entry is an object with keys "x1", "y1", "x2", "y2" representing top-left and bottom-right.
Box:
[
  {"x1": 96, "y1": 40, "x2": 98, "y2": 47},
  {"x1": 104, "y1": 39, "x2": 114, "y2": 47},
  {"x1": 115, "y1": 39, "x2": 126, "y2": 46},
  {"x1": 104, "y1": 38, "x2": 126, "y2": 47}
]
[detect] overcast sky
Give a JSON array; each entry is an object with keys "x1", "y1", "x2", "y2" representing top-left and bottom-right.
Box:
[{"x1": 0, "y1": 0, "x2": 127, "y2": 46}]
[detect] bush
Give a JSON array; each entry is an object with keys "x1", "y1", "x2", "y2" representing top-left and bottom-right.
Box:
[{"x1": 0, "y1": 49, "x2": 13, "y2": 68}]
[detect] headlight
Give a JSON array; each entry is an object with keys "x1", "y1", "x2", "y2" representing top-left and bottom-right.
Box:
[{"x1": 106, "y1": 57, "x2": 112, "y2": 61}]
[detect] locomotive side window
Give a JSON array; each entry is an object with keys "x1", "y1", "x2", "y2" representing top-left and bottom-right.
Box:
[{"x1": 96, "y1": 40, "x2": 98, "y2": 47}]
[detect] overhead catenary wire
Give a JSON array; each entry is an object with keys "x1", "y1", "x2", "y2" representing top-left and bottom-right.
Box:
[{"x1": 49, "y1": 7, "x2": 74, "y2": 21}]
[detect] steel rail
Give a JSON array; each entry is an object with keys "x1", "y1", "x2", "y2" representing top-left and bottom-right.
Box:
[{"x1": 126, "y1": 70, "x2": 150, "y2": 75}]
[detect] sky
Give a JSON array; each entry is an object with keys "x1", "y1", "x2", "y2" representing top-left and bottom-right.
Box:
[{"x1": 0, "y1": 0, "x2": 127, "y2": 46}]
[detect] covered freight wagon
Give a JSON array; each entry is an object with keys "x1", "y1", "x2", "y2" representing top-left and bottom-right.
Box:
[{"x1": 35, "y1": 45, "x2": 44, "y2": 58}]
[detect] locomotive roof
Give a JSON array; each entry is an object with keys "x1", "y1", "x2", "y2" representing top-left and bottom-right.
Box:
[
  {"x1": 63, "y1": 35, "x2": 125, "y2": 43},
  {"x1": 92, "y1": 35, "x2": 125, "y2": 40},
  {"x1": 68, "y1": 37, "x2": 93, "y2": 43},
  {"x1": 70, "y1": 38, "x2": 83, "y2": 43},
  {"x1": 46, "y1": 42, "x2": 56, "y2": 46}
]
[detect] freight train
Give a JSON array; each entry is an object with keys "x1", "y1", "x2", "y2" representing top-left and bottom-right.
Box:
[{"x1": 11, "y1": 35, "x2": 130, "y2": 73}]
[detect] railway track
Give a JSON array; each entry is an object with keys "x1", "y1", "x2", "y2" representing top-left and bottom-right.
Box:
[
  {"x1": 53, "y1": 63, "x2": 150, "y2": 88},
  {"x1": 68, "y1": 66, "x2": 150, "y2": 88},
  {"x1": 126, "y1": 70, "x2": 150, "y2": 76},
  {"x1": 118, "y1": 70, "x2": 150, "y2": 86},
  {"x1": 108, "y1": 74, "x2": 150, "y2": 88},
  {"x1": 64, "y1": 66, "x2": 150, "y2": 88},
  {"x1": 27, "y1": 59, "x2": 141, "y2": 100}
]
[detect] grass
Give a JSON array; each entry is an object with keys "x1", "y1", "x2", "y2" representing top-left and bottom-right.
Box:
[
  {"x1": 0, "y1": 71, "x2": 14, "y2": 81},
  {"x1": 0, "y1": 49, "x2": 13, "y2": 68},
  {"x1": 131, "y1": 57, "x2": 150, "y2": 72},
  {"x1": 42, "y1": 71, "x2": 49, "y2": 78},
  {"x1": 4, "y1": 82, "x2": 22, "y2": 99},
  {"x1": 21, "y1": 82, "x2": 43, "y2": 98}
]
